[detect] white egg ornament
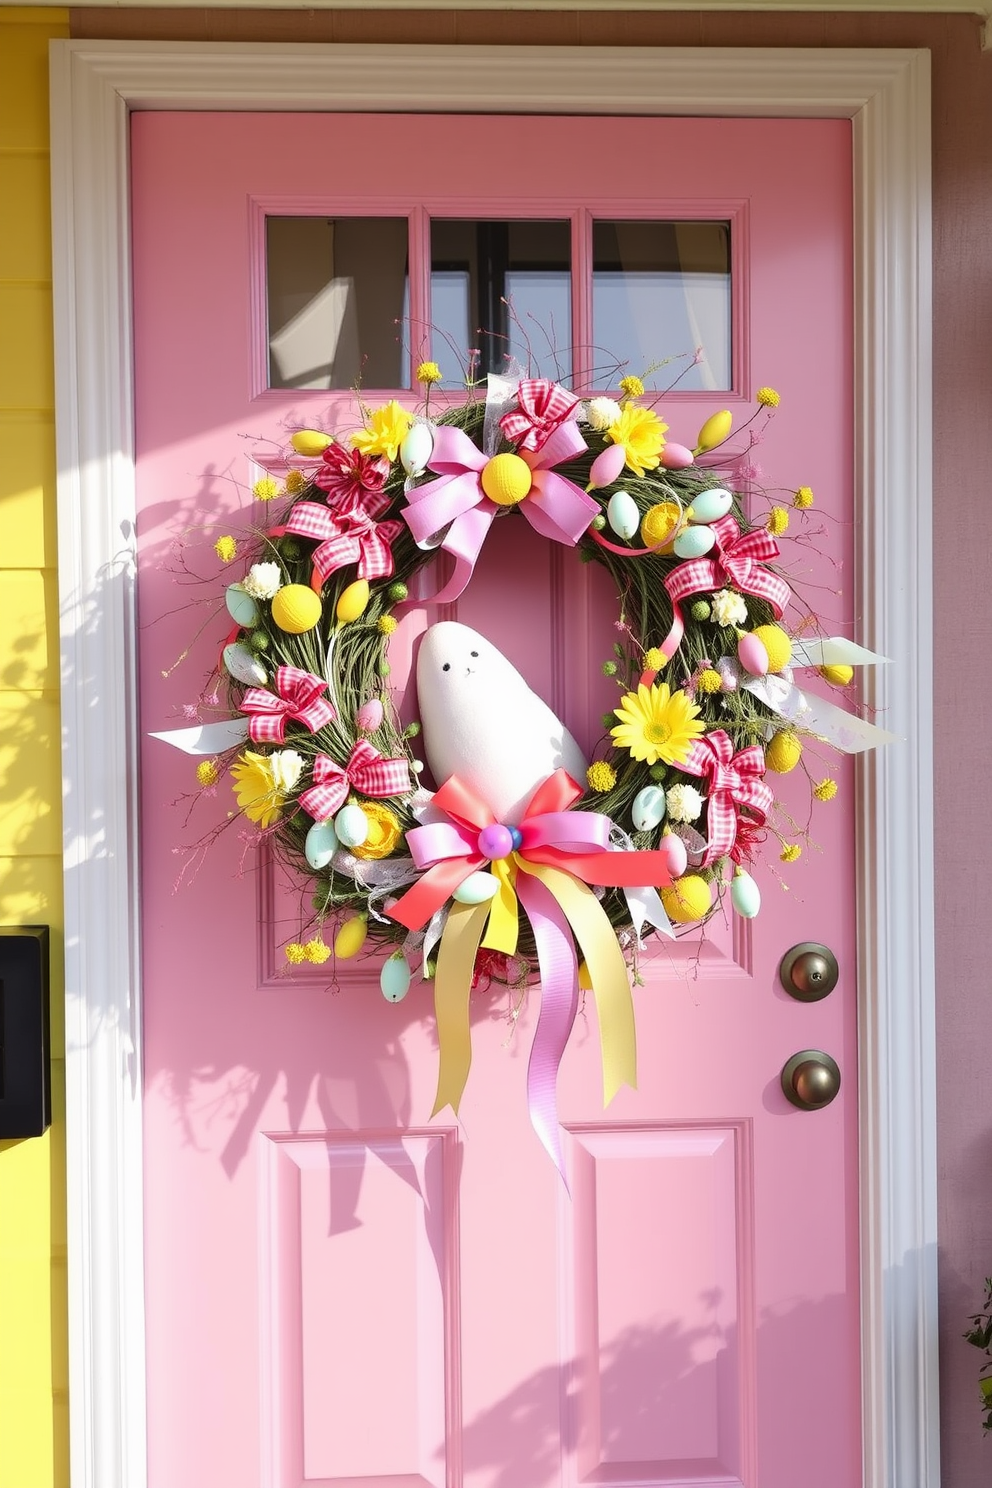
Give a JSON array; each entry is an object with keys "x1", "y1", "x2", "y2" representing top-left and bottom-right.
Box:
[
  {"x1": 453, "y1": 871, "x2": 502, "y2": 905},
  {"x1": 673, "y1": 524, "x2": 717, "y2": 559},
  {"x1": 334, "y1": 803, "x2": 370, "y2": 849},
  {"x1": 225, "y1": 583, "x2": 260, "y2": 628},
  {"x1": 380, "y1": 953, "x2": 412, "y2": 1003},
  {"x1": 607, "y1": 490, "x2": 640, "y2": 540},
  {"x1": 731, "y1": 868, "x2": 761, "y2": 919},
  {"x1": 223, "y1": 642, "x2": 268, "y2": 687},
  {"x1": 400, "y1": 422, "x2": 435, "y2": 477},
  {"x1": 687, "y1": 487, "x2": 734, "y2": 525},
  {"x1": 631, "y1": 785, "x2": 666, "y2": 832},
  {"x1": 304, "y1": 819, "x2": 339, "y2": 870}
]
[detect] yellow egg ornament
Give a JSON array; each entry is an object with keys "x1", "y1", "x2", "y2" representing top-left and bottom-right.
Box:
[
  {"x1": 334, "y1": 914, "x2": 368, "y2": 960},
  {"x1": 694, "y1": 409, "x2": 733, "y2": 455},
  {"x1": 270, "y1": 583, "x2": 322, "y2": 634},
  {"x1": 765, "y1": 730, "x2": 803, "y2": 774},
  {"x1": 336, "y1": 579, "x2": 370, "y2": 624},
  {"x1": 660, "y1": 874, "x2": 713, "y2": 924},
  {"x1": 750, "y1": 624, "x2": 792, "y2": 673},
  {"x1": 819, "y1": 663, "x2": 854, "y2": 686},
  {"x1": 480, "y1": 453, "x2": 533, "y2": 507},
  {"x1": 289, "y1": 430, "x2": 333, "y2": 457}
]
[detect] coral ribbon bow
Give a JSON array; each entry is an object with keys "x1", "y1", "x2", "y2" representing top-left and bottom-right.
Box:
[
  {"x1": 400, "y1": 423, "x2": 599, "y2": 606},
  {"x1": 281, "y1": 493, "x2": 403, "y2": 590},
  {"x1": 239, "y1": 665, "x2": 336, "y2": 744},
  {"x1": 388, "y1": 770, "x2": 675, "y2": 1178},
  {"x1": 298, "y1": 740, "x2": 413, "y2": 822},
  {"x1": 660, "y1": 513, "x2": 792, "y2": 661},
  {"x1": 679, "y1": 728, "x2": 772, "y2": 864}
]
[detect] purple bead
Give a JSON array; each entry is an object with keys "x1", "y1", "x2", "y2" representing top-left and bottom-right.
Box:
[
  {"x1": 478, "y1": 823, "x2": 514, "y2": 860},
  {"x1": 508, "y1": 827, "x2": 523, "y2": 851}
]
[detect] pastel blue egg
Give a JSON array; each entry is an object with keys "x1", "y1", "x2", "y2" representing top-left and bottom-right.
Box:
[
  {"x1": 607, "y1": 490, "x2": 640, "y2": 541},
  {"x1": 673, "y1": 524, "x2": 717, "y2": 559},
  {"x1": 688, "y1": 487, "x2": 734, "y2": 525},
  {"x1": 632, "y1": 785, "x2": 667, "y2": 833},
  {"x1": 380, "y1": 954, "x2": 412, "y2": 1003},
  {"x1": 225, "y1": 583, "x2": 259, "y2": 627},
  {"x1": 223, "y1": 642, "x2": 268, "y2": 686},
  {"x1": 305, "y1": 818, "x2": 339, "y2": 870},
  {"x1": 453, "y1": 870, "x2": 501, "y2": 905},
  {"x1": 334, "y1": 803, "x2": 369, "y2": 848},
  {"x1": 400, "y1": 422, "x2": 435, "y2": 476},
  {"x1": 731, "y1": 870, "x2": 761, "y2": 919}
]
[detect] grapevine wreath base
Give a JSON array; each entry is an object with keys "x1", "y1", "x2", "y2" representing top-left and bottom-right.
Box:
[{"x1": 155, "y1": 368, "x2": 891, "y2": 1171}]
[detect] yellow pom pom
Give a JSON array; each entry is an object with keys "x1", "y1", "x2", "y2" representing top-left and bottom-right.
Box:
[
  {"x1": 416, "y1": 360, "x2": 442, "y2": 385},
  {"x1": 378, "y1": 614, "x2": 398, "y2": 635},
  {"x1": 766, "y1": 505, "x2": 789, "y2": 536},
  {"x1": 640, "y1": 501, "x2": 682, "y2": 550},
  {"x1": 284, "y1": 942, "x2": 307, "y2": 964},
  {"x1": 697, "y1": 669, "x2": 723, "y2": 694},
  {"x1": 290, "y1": 430, "x2": 333, "y2": 457},
  {"x1": 284, "y1": 469, "x2": 306, "y2": 494},
  {"x1": 214, "y1": 535, "x2": 237, "y2": 563},
  {"x1": 780, "y1": 843, "x2": 803, "y2": 863},
  {"x1": 252, "y1": 477, "x2": 280, "y2": 502},
  {"x1": 765, "y1": 730, "x2": 802, "y2": 774},
  {"x1": 196, "y1": 759, "x2": 219, "y2": 788},
  {"x1": 270, "y1": 583, "x2": 322, "y2": 634},
  {"x1": 814, "y1": 778, "x2": 838, "y2": 802},
  {"x1": 586, "y1": 760, "x2": 617, "y2": 793},
  {"x1": 757, "y1": 387, "x2": 781, "y2": 408},
  {"x1": 751, "y1": 624, "x2": 792, "y2": 673},
  {"x1": 643, "y1": 647, "x2": 667, "y2": 672},
  {"x1": 336, "y1": 578, "x2": 370, "y2": 624},
  {"x1": 694, "y1": 409, "x2": 732, "y2": 455},
  {"x1": 794, "y1": 485, "x2": 814, "y2": 509},
  {"x1": 619, "y1": 374, "x2": 645, "y2": 400},
  {"x1": 334, "y1": 914, "x2": 368, "y2": 960},
  {"x1": 303, "y1": 938, "x2": 331, "y2": 964},
  {"x1": 661, "y1": 874, "x2": 713, "y2": 924},
  {"x1": 480, "y1": 453, "x2": 532, "y2": 506},
  {"x1": 819, "y1": 663, "x2": 854, "y2": 686}
]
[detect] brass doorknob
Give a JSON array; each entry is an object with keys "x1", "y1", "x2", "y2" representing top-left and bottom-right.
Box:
[
  {"x1": 778, "y1": 942, "x2": 839, "y2": 1002},
  {"x1": 781, "y1": 1050, "x2": 841, "y2": 1110}
]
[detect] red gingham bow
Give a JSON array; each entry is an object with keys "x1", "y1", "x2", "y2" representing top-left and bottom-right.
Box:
[
  {"x1": 298, "y1": 740, "x2": 413, "y2": 822},
  {"x1": 240, "y1": 666, "x2": 336, "y2": 745},
  {"x1": 499, "y1": 378, "x2": 581, "y2": 452},
  {"x1": 679, "y1": 729, "x2": 772, "y2": 865},
  {"x1": 660, "y1": 514, "x2": 791, "y2": 661},
  {"x1": 283, "y1": 494, "x2": 403, "y2": 587}
]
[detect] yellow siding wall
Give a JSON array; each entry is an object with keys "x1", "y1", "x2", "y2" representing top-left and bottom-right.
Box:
[{"x1": 0, "y1": 9, "x2": 70, "y2": 1488}]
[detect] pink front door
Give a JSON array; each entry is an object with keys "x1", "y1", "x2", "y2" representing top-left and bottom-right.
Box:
[{"x1": 133, "y1": 113, "x2": 857, "y2": 1488}]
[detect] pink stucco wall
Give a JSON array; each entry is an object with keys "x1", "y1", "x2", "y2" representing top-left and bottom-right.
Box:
[{"x1": 64, "y1": 7, "x2": 992, "y2": 1481}]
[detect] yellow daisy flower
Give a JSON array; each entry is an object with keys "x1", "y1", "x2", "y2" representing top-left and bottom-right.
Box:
[
  {"x1": 351, "y1": 802, "x2": 403, "y2": 860},
  {"x1": 586, "y1": 761, "x2": 617, "y2": 792},
  {"x1": 351, "y1": 400, "x2": 414, "y2": 462},
  {"x1": 757, "y1": 386, "x2": 781, "y2": 407},
  {"x1": 611, "y1": 682, "x2": 705, "y2": 767},
  {"x1": 214, "y1": 535, "x2": 237, "y2": 562},
  {"x1": 231, "y1": 751, "x2": 283, "y2": 828},
  {"x1": 605, "y1": 404, "x2": 669, "y2": 478}
]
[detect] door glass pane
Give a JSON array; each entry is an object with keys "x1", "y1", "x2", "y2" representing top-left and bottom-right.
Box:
[
  {"x1": 592, "y1": 220, "x2": 731, "y2": 391},
  {"x1": 429, "y1": 220, "x2": 571, "y2": 387},
  {"x1": 266, "y1": 216, "x2": 410, "y2": 391}
]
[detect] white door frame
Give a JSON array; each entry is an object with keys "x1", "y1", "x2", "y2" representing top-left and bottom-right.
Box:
[{"x1": 49, "y1": 40, "x2": 936, "y2": 1488}]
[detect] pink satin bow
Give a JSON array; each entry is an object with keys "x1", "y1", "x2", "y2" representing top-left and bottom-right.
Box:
[
  {"x1": 498, "y1": 378, "x2": 581, "y2": 451},
  {"x1": 660, "y1": 514, "x2": 791, "y2": 661},
  {"x1": 239, "y1": 665, "x2": 336, "y2": 744},
  {"x1": 400, "y1": 423, "x2": 599, "y2": 606},
  {"x1": 298, "y1": 739, "x2": 413, "y2": 822},
  {"x1": 679, "y1": 728, "x2": 772, "y2": 864},
  {"x1": 282, "y1": 494, "x2": 403, "y2": 589}
]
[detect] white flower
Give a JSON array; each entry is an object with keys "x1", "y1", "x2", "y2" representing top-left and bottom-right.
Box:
[
  {"x1": 243, "y1": 561, "x2": 283, "y2": 601},
  {"x1": 710, "y1": 589, "x2": 748, "y2": 627},
  {"x1": 665, "y1": 783, "x2": 704, "y2": 823},
  {"x1": 269, "y1": 748, "x2": 305, "y2": 793},
  {"x1": 585, "y1": 397, "x2": 622, "y2": 432}
]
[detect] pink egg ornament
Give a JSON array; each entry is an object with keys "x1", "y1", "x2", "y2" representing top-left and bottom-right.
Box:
[
  {"x1": 660, "y1": 443, "x2": 694, "y2": 470},
  {"x1": 737, "y1": 633, "x2": 770, "y2": 677},
  {"x1": 660, "y1": 833, "x2": 689, "y2": 879},
  {"x1": 586, "y1": 444, "x2": 627, "y2": 490}
]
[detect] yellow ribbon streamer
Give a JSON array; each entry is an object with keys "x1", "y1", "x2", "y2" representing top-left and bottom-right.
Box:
[
  {"x1": 431, "y1": 899, "x2": 491, "y2": 1117},
  {"x1": 517, "y1": 860, "x2": 637, "y2": 1104},
  {"x1": 481, "y1": 855, "x2": 520, "y2": 954}
]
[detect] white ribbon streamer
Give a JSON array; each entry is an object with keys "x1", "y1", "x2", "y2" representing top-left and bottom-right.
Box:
[
  {"x1": 743, "y1": 672, "x2": 898, "y2": 752},
  {"x1": 149, "y1": 718, "x2": 250, "y2": 755},
  {"x1": 790, "y1": 637, "x2": 890, "y2": 669}
]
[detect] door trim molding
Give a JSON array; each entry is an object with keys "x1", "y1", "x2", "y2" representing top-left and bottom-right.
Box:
[{"x1": 50, "y1": 41, "x2": 936, "y2": 1488}]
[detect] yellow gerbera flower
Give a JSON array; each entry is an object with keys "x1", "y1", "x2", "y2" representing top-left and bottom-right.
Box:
[
  {"x1": 605, "y1": 404, "x2": 669, "y2": 478},
  {"x1": 231, "y1": 751, "x2": 283, "y2": 828},
  {"x1": 351, "y1": 801, "x2": 403, "y2": 860},
  {"x1": 610, "y1": 682, "x2": 705, "y2": 766},
  {"x1": 351, "y1": 400, "x2": 414, "y2": 462}
]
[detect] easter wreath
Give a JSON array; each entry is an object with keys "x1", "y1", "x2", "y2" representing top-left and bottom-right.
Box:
[{"x1": 157, "y1": 365, "x2": 890, "y2": 1170}]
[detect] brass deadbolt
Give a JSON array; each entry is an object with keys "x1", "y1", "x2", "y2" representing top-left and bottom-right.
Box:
[{"x1": 778, "y1": 942, "x2": 839, "y2": 1002}]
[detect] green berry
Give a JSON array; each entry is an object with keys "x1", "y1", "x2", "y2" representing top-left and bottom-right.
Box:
[
  {"x1": 280, "y1": 539, "x2": 302, "y2": 561},
  {"x1": 388, "y1": 581, "x2": 408, "y2": 602},
  {"x1": 378, "y1": 660, "x2": 391, "y2": 676},
  {"x1": 248, "y1": 630, "x2": 270, "y2": 652},
  {"x1": 649, "y1": 763, "x2": 668, "y2": 783},
  {"x1": 403, "y1": 721, "x2": 421, "y2": 739},
  {"x1": 591, "y1": 513, "x2": 607, "y2": 531},
  {"x1": 691, "y1": 600, "x2": 712, "y2": 622},
  {"x1": 602, "y1": 661, "x2": 618, "y2": 676}
]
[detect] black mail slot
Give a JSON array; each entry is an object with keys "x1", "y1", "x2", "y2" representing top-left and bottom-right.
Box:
[{"x1": 0, "y1": 926, "x2": 51, "y2": 1138}]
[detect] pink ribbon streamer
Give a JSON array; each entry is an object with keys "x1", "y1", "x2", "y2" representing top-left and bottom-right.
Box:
[
  {"x1": 282, "y1": 495, "x2": 402, "y2": 587},
  {"x1": 516, "y1": 870, "x2": 579, "y2": 1184},
  {"x1": 400, "y1": 422, "x2": 599, "y2": 605},
  {"x1": 679, "y1": 728, "x2": 773, "y2": 864},
  {"x1": 298, "y1": 739, "x2": 413, "y2": 821},
  {"x1": 239, "y1": 665, "x2": 336, "y2": 744},
  {"x1": 498, "y1": 377, "x2": 581, "y2": 451},
  {"x1": 660, "y1": 513, "x2": 791, "y2": 661}
]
